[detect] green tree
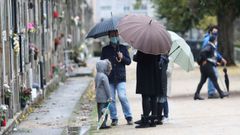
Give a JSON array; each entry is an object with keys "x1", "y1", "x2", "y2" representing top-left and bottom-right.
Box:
[
  {"x1": 153, "y1": 0, "x2": 240, "y2": 65},
  {"x1": 133, "y1": 0, "x2": 142, "y2": 10},
  {"x1": 196, "y1": 15, "x2": 217, "y2": 30},
  {"x1": 153, "y1": 0, "x2": 202, "y2": 34}
]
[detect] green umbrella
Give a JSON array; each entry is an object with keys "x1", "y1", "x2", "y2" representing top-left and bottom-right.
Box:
[
  {"x1": 168, "y1": 31, "x2": 195, "y2": 72},
  {"x1": 96, "y1": 103, "x2": 110, "y2": 130}
]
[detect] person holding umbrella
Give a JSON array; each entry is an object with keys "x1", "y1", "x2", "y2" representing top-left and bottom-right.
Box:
[
  {"x1": 100, "y1": 30, "x2": 133, "y2": 126},
  {"x1": 117, "y1": 14, "x2": 172, "y2": 128},
  {"x1": 194, "y1": 36, "x2": 229, "y2": 100},
  {"x1": 133, "y1": 51, "x2": 161, "y2": 128}
]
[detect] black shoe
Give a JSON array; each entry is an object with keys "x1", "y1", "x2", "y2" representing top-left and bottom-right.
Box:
[
  {"x1": 126, "y1": 117, "x2": 133, "y2": 125},
  {"x1": 127, "y1": 120, "x2": 133, "y2": 125},
  {"x1": 155, "y1": 115, "x2": 163, "y2": 125},
  {"x1": 194, "y1": 95, "x2": 204, "y2": 100},
  {"x1": 149, "y1": 115, "x2": 156, "y2": 127},
  {"x1": 155, "y1": 120, "x2": 163, "y2": 125},
  {"x1": 220, "y1": 92, "x2": 229, "y2": 99},
  {"x1": 111, "y1": 119, "x2": 118, "y2": 126},
  {"x1": 100, "y1": 125, "x2": 111, "y2": 129},
  {"x1": 135, "y1": 123, "x2": 150, "y2": 128},
  {"x1": 208, "y1": 93, "x2": 219, "y2": 99},
  {"x1": 134, "y1": 119, "x2": 141, "y2": 124},
  {"x1": 135, "y1": 115, "x2": 150, "y2": 128}
]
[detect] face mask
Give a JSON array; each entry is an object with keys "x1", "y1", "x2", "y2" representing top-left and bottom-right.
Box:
[
  {"x1": 110, "y1": 37, "x2": 119, "y2": 44},
  {"x1": 212, "y1": 32, "x2": 218, "y2": 37}
]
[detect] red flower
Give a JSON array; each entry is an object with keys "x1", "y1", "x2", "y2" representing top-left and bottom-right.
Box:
[{"x1": 53, "y1": 11, "x2": 59, "y2": 18}]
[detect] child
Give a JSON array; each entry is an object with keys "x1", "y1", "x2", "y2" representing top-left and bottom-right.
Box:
[
  {"x1": 95, "y1": 59, "x2": 112, "y2": 129},
  {"x1": 156, "y1": 54, "x2": 169, "y2": 124}
]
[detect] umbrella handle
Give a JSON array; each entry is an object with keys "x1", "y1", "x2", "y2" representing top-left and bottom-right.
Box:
[
  {"x1": 224, "y1": 63, "x2": 227, "y2": 68},
  {"x1": 169, "y1": 46, "x2": 180, "y2": 56},
  {"x1": 117, "y1": 40, "x2": 120, "y2": 51},
  {"x1": 96, "y1": 103, "x2": 111, "y2": 130}
]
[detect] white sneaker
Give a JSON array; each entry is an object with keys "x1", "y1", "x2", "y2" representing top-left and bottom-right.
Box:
[{"x1": 161, "y1": 117, "x2": 169, "y2": 123}]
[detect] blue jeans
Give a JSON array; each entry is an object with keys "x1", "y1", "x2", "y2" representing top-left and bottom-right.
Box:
[
  {"x1": 208, "y1": 66, "x2": 218, "y2": 95},
  {"x1": 109, "y1": 82, "x2": 132, "y2": 120},
  {"x1": 163, "y1": 99, "x2": 169, "y2": 118}
]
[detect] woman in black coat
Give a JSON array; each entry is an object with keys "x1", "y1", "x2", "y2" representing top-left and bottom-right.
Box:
[{"x1": 133, "y1": 51, "x2": 162, "y2": 128}]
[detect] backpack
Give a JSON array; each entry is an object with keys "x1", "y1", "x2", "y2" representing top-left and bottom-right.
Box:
[
  {"x1": 197, "y1": 43, "x2": 214, "y2": 65},
  {"x1": 197, "y1": 49, "x2": 205, "y2": 65}
]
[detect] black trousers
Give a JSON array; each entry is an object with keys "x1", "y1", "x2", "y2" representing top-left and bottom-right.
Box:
[
  {"x1": 142, "y1": 95, "x2": 157, "y2": 116},
  {"x1": 195, "y1": 62, "x2": 223, "y2": 96},
  {"x1": 97, "y1": 102, "x2": 108, "y2": 127}
]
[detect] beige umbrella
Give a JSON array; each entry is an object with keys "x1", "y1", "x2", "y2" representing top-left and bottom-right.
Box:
[
  {"x1": 117, "y1": 14, "x2": 172, "y2": 55},
  {"x1": 168, "y1": 31, "x2": 195, "y2": 72}
]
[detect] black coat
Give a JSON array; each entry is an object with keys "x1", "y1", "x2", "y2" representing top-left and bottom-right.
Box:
[
  {"x1": 100, "y1": 43, "x2": 131, "y2": 85},
  {"x1": 133, "y1": 51, "x2": 162, "y2": 96}
]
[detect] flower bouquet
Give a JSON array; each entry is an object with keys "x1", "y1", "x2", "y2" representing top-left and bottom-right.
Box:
[
  {"x1": 20, "y1": 88, "x2": 32, "y2": 108},
  {"x1": 27, "y1": 22, "x2": 37, "y2": 33},
  {"x1": 29, "y1": 43, "x2": 39, "y2": 60},
  {"x1": 0, "y1": 105, "x2": 8, "y2": 127}
]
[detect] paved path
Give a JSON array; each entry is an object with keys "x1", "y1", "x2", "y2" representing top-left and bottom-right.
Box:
[
  {"x1": 91, "y1": 62, "x2": 240, "y2": 135},
  {"x1": 10, "y1": 57, "x2": 98, "y2": 135},
  {"x1": 11, "y1": 77, "x2": 92, "y2": 135}
]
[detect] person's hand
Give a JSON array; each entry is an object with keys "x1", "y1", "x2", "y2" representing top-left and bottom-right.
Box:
[
  {"x1": 116, "y1": 52, "x2": 123, "y2": 62},
  {"x1": 222, "y1": 58, "x2": 227, "y2": 65},
  {"x1": 107, "y1": 98, "x2": 112, "y2": 103},
  {"x1": 202, "y1": 60, "x2": 207, "y2": 66},
  {"x1": 217, "y1": 62, "x2": 221, "y2": 66}
]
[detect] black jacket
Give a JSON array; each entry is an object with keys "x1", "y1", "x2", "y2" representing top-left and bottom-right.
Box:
[
  {"x1": 198, "y1": 43, "x2": 222, "y2": 66},
  {"x1": 100, "y1": 43, "x2": 131, "y2": 84},
  {"x1": 133, "y1": 51, "x2": 162, "y2": 96}
]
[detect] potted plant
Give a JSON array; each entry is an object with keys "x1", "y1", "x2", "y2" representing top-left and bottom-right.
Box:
[{"x1": 20, "y1": 88, "x2": 32, "y2": 109}]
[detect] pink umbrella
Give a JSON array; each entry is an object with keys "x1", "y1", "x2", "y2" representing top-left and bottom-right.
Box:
[{"x1": 117, "y1": 14, "x2": 172, "y2": 55}]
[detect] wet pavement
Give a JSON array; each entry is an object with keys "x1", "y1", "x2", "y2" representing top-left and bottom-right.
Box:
[
  {"x1": 10, "y1": 58, "x2": 98, "y2": 135},
  {"x1": 91, "y1": 62, "x2": 240, "y2": 135},
  {"x1": 9, "y1": 57, "x2": 240, "y2": 135},
  {"x1": 11, "y1": 76, "x2": 93, "y2": 135}
]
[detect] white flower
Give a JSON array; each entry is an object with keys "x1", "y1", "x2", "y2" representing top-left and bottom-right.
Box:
[
  {"x1": 3, "y1": 84, "x2": 10, "y2": 89},
  {"x1": 0, "y1": 105, "x2": 8, "y2": 111}
]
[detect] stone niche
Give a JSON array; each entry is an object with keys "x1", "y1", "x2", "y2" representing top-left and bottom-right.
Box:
[{"x1": 234, "y1": 18, "x2": 240, "y2": 44}]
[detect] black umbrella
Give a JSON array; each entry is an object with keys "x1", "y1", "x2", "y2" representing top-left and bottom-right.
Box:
[
  {"x1": 86, "y1": 16, "x2": 122, "y2": 39},
  {"x1": 223, "y1": 66, "x2": 229, "y2": 92}
]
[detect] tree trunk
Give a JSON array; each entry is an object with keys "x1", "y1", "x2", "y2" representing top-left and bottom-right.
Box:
[{"x1": 217, "y1": 9, "x2": 236, "y2": 65}]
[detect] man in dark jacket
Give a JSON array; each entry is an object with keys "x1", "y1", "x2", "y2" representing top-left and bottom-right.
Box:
[{"x1": 100, "y1": 30, "x2": 133, "y2": 126}]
